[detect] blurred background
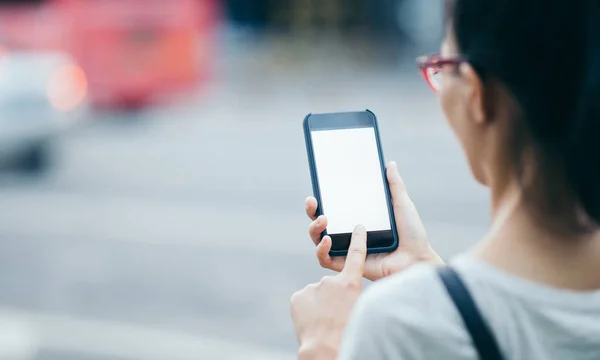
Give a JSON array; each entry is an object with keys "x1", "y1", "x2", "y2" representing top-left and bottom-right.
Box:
[{"x1": 0, "y1": 0, "x2": 490, "y2": 359}]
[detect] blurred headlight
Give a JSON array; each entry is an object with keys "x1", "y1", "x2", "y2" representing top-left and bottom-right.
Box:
[{"x1": 46, "y1": 65, "x2": 87, "y2": 111}]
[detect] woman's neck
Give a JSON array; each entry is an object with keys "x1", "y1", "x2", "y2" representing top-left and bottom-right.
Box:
[{"x1": 472, "y1": 180, "x2": 600, "y2": 291}]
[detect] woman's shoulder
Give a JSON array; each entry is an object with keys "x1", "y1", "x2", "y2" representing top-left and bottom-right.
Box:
[
  {"x1": 357, "y1": 256, "x2": 512, "y2": 332},
  {"x1": 338, "y1": 262, "x2": 478, "y2": 359},
  {"x1": 359, "y1": 262, "x2": 457, "y2": 325}
]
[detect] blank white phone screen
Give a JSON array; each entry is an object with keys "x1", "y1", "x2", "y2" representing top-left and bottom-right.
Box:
[{"x1": 311, "y1": 127, "x2": 391, "y2": 234}]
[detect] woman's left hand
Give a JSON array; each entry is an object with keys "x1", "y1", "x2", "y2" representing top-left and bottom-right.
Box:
[{"x1": 291, "y1": 224, "x2": 367, "y2": 360}]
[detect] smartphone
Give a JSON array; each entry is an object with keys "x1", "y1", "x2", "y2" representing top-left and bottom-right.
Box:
[{"x1": 303, "y1": 110, "x2": 399, "y2": 256}]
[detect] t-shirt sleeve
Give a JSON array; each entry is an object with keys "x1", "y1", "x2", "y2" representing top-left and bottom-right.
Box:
[{"x1": 337, "y1": 263, "x2": 478, "y2": 360}]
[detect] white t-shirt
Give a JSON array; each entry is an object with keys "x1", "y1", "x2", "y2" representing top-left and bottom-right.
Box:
[{"x1": 338, "y1": 255, "x2": 600, "y2": 360}]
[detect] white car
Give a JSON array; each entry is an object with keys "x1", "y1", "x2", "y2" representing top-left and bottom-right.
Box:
[{"x1": 0, "y1": 50, "x2": 89, "y2": 173}]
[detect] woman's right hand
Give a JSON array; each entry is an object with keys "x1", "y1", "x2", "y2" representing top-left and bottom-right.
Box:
[{"x1": 306, "y1": 161, "x2": 443, "y2": 282}]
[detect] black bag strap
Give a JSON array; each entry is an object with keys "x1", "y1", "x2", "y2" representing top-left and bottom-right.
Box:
[{"x1": 437, "y1": 266, "x2": 505, "y2": 360}]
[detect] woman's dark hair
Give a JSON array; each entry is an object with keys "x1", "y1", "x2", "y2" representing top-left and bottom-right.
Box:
[{"x1": 447, "y1": 0, "x2": 600, "y2": 233}]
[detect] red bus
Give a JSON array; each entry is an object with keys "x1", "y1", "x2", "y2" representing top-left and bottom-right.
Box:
[{"x1": 0, "y1": 0, "x2": 218, "y2": 109}]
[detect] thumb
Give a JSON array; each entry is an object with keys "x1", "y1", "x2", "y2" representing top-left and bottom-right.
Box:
[
  {"x1": 342, "y1": 224, "x2": 367, "y2": 280},
  {"x1": 387, "y1": 161, "x2": 427, "y2": 241},
  {"x1": 387, "y1": 161, "x2": 408, "y2": 198}
]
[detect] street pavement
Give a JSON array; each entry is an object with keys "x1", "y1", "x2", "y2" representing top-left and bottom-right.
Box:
[{"x1": 0, "y1": 38, "x2": 490, "y2": 359}]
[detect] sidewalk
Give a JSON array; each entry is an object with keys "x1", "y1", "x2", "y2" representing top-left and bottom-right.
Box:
[{"x1": 0, "y1": 308, "x2": 296, "y2": 360}]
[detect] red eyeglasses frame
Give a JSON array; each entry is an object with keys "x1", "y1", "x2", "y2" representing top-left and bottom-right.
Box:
[{"x1": 417, "y1": 53, "x2": 468, "y2": 92}]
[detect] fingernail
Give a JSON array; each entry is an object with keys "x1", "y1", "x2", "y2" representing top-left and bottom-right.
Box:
[
  {"x1": 389, "y1": 162, "x2": 400, "y2": 177},
  {"x1": 354, "y1": 224, "x2": 366, "y2": 234}
]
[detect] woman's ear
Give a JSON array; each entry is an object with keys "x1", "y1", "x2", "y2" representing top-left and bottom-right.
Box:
[{"x1": 459, "y1": 62, "x2": 487, "y2": 125}]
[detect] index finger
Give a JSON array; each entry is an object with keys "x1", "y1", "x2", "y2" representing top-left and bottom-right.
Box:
[
  {"x1": 341, "y1": 224, "x2": 367, "y2": 279},
  {"x1": 305, "y1": 196, "x2": 318, "y2": 221}
]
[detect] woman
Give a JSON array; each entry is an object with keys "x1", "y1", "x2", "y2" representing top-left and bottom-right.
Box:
[{"x1": 291, "y1": 0, "x2": 600, "y2": 359}]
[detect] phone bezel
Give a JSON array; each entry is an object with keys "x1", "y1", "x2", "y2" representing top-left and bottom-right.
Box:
[{"x1": 303, "y1": 109, "x2": 399, "y2": 256}]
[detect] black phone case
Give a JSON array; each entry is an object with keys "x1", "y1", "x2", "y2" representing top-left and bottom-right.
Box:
[{"x1": 303, "y1": 109, "x2": 399, "y2": 256}]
